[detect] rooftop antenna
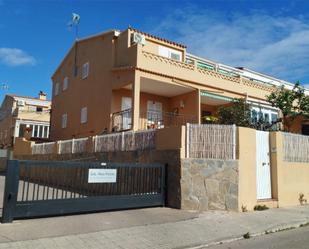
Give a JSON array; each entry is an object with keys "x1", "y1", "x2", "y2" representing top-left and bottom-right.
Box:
[
  {"x1": 68, "y1": 13, "x2": 81, "y2": 40},
  {"x1": 68, "y1": 13, "x2": 81, "y2": 76}
]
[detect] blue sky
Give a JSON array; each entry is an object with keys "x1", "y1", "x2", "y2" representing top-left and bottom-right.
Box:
[{"x1": 0, "y1": 0, "x2": 309, "y2": 102}]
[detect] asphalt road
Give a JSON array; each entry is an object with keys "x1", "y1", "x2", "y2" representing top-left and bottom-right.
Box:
[{"x1": 207, "y1": 225, "x2": 309, "y2": 249}]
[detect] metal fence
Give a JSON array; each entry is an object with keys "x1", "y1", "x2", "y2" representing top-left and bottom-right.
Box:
[
  {"x1": 186, "y1": 124, "x2": 236, "y2": 160},
  {"x1": 283, "y1": 133, "x2": 309, "y2": 163},
  {"x1": 94, "y1": 130, "x2": 156, "y2": 152}
]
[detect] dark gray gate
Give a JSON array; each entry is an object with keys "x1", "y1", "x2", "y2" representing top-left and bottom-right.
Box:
[{"x1": 2, "y1": 160, "x2": 165, "y2": 223}]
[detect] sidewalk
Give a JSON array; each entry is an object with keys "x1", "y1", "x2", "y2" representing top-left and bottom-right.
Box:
[{"x1": 0, "y1": 206, "x2": 309, "y2": 248}]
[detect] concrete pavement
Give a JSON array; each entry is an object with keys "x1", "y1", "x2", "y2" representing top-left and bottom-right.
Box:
[{"x1": 0, "y1": 206, "x2": 308, "y2": 248}]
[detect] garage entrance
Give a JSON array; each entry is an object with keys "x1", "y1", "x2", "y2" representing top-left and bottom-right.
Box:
[{"x1": 1, "y1": 160, "x2": 165, "y2": 223}]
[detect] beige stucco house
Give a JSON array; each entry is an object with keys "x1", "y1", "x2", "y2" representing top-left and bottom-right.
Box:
[
  {"x1": 51, "y1": 27, "x2": 308, "y2": 140},
  {"x1": 0, "y1": 92, "x2": 51, "y2": 148}
]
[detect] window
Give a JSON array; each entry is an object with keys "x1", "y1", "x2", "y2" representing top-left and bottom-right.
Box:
[
  {"x1": 33, "y1": 125, "x2": 38, "y2": 137},
  {"x1": 36, "y1": 107, "x2": 43, "y2": 112},
  {"x1": 19, "y1": 124, "x2": 27, "y2": 137},
  {"x1": 62, "y1": 113, "x2": 67, "y2": 128},
  {"x1": 38, "y1": 125, "x2": 43, "y2": 138},
  {"x1": 81, "y1": 107, "x2": 87, "y2": 124},
  {"x1": 147, "y1": 101, "x2": 163, "y2": 128},
  {"x1": 158, "y1": 46, "x2": 182, "y2": 61},
  {"x1": 82, "y1": 62, "x2": 89, "y2": 79},
  {"x1": 54, "y1": 82, "x2": 59, "y2": 96},
  {"x1": 251, "y1": 110, "x2": 258, "y2": 124},
  {"x1": 63, "y1": 76, "x2": 68, "y2": 91},
  {"x1": 43, "y1": 126, "x2": 49, "y2": 138}
]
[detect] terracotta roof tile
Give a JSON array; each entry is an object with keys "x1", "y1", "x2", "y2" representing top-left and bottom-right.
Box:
[{"x1": 128, "y1": 27, "x2": 186, "y2": 48}]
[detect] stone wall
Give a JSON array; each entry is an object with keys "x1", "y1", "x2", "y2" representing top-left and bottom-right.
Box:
[
  {"x1": 15, "y1": 150, "x2": 182, "y2": 209},
  {"x1": 181, "y1": 159, "x2": 238, "y2": 211}
]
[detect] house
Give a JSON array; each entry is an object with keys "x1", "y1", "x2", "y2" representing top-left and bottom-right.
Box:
[
  {"x1": 50, "y1": 27, "x2": 308, "y2": 140},
  {"x1": 0, "y1": 91, "x2": 51, "y2": 148}
]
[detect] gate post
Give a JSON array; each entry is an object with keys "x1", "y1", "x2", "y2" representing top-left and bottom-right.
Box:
[{"x1": 1, "y1": 160, "x2": 19, "y2": 223}]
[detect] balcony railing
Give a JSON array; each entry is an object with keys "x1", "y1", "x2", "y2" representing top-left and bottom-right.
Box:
[
  {"x1": 139, "y1": 110, "x2": 197, "y2": 130},
  {"x1": 111, "y1": 109, "x2": 197, "y2": 132}
]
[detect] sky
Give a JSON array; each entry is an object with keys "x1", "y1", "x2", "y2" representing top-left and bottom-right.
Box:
[{"x1": 0, "y1": 0, "x2": 309, "y2": 102}]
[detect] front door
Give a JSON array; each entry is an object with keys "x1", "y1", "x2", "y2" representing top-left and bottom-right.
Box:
[
  {"x1": 121, "y1": 97, "x2": 132, "y2": 130},
  {"x1": 256, "y1": 130, "x2": 272, "y2": 199}
]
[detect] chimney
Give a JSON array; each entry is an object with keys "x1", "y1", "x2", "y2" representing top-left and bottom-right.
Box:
[{"x1": 38, "y1": 91, "x2": 47, "y2": 100}]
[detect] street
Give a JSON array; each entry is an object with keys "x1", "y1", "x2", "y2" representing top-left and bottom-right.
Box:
[{"x1": 206, "y1": 225, "x2": 309, "y2": 249}]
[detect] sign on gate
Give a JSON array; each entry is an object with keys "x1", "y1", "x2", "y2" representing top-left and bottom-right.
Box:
[{"x1": 88, "y1": 168, "x2": 117, "y2": 183}]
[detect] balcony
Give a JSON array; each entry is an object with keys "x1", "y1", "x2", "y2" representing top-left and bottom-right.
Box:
[
  {"x1": 111, "y1": 109, "x2": 197, "y2": 132},
  {"x1": 136, "y1": 49, "x2": 274, "y2": 100}
]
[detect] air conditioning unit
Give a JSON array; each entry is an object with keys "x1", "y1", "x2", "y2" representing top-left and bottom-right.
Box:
[
  {"x1": 17, "y1": 100, "x2": 25, "y2": 106},
  {"x1": 132, "y1": 33, "x2": 146, "y2": 46}
]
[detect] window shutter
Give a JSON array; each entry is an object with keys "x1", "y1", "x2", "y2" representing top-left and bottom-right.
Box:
[
  {"x1": 63, "y1": 77, "x2": 68, "y2": 90},
  {"x1": 62, "y1": 114, "x2": 67, "y2": 128},
  {"x1": 81, "y1": 107, "x2": 87, "y2": 123},
  {"x1": 55, "y1": 82, "x2": 59, "y2": 96},
  {"x1": 82, "y1": 62, "x2": 89, "y2": 79}
]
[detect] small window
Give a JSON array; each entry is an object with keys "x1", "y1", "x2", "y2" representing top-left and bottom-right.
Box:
[
  {"x1": 62, "y1": 113, "x2": 67, "y2": 128},
  {"x1": 36, "y1": 107, "x2": 43, "y2": 112},
  {"x1": 81, "y1": 107, "x2": 87, "y2": 124},
  {"x1": 63, "y1": 76, "x2": 68, "y2": 91},
  {"x1": 82, "y1": 62, "x2": 89, "y2": 79},
  {"x1": 54, "y1": 82, "x2": 59, "y2": 96}
]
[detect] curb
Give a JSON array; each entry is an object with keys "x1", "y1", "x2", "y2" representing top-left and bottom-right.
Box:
[{"x1": 187, "y1": 220, "x2": 309, "y2": 249}]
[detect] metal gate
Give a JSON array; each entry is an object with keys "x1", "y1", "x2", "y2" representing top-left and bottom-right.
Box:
[
  {"x1": 1, "y1": 160, "x2": 165, "y2": 223},
  {"x1": 256, "y1": 130, "x2": 272, "y2": 199}
]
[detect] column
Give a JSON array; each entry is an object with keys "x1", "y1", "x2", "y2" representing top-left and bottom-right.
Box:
[
  {"x1": 132, "y1": 73, "x2": 141, "y2": 131},
  {"x1": 197, "y1": 89, "x2": 201, "y2": 124}
]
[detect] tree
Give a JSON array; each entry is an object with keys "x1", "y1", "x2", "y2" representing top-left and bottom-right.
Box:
[
  {"x1": 266, "y1": 82, "x2": 309, "y2": 131},
  {"x1": 217, "y1": 98, "x2": 252, "y2": 127}
]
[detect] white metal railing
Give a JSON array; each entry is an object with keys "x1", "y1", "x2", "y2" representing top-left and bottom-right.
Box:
[
  {"x1": 94, "y1": 130, "x2": 156, "y2": 152},
  {"x1": 31, "y1": 130, "x2": 156, "y2": 155},
  {"x1": 72, "y1": 138, "x2": 88, "y2": 154},
  {"x1": 58, "y1": 140, "x2": 73, "y2": 154},
  {"x1": 186, "y1": 124, "x2": 236, "y2": 160},
  {"x1": 32, "y1": 142, "x2": 56, "y2": 155},
  {"x1": 283, "y1": 133, "x2": 309, "y2": 163}
]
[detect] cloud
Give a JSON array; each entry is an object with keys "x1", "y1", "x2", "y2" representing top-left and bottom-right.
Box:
[
  {"x1": 151, "y1": 8, "x2": 309, "y2": 83},
  {"x1": 0, "y1": 48, "x2": 36, "y2": 66}
]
